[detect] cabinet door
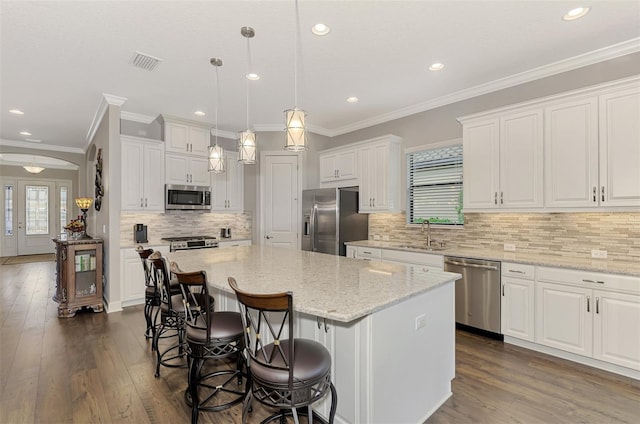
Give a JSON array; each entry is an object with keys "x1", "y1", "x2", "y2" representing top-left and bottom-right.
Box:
[
  {"x1": 165, "y1": 154, "x2": 190, "y2": 184},
  {"x1": 593, "y1": 290, "x2": 640, "y2": 370},
  {"x1": 535, "y1": 282, "x2": 592, "y2": 357},
  {"x1": 346, "y1": 246, "x2": 356, "y2": 259},
  {"x1": 358, "y1": 148, "x2": 373, "y2": 211},
  {"x1": 189, "y1": 157, "x2": 210, "y2": 186},
  {"x1": 121, "y1": 250, "x2": 145, "y2": 304},
  {"x1": 544, "y1": 97, "x2": 599, "y2": 207},
  {"x1": 599, "y1": 86, "x2": 640, "y2": 206},
  {"x1": 165, "y1": 122, "x2": 190, "y2": 153},
  {"x1": 501, "y1": 277, "x2": 534, "y2": 341},
  {"x1": 463, "y1": 119, "x2": 500, "y2": 209},
  {"x1": 371, "y1": 143, "x2": 389, "y2": 210},
  {"x1": 226, "y1": 153, "x2": 244, "y2": 212},
  {"x1": 336, "y1": 150, "x2": 357, "y2": 180},
  {"x1": 211, "y1": 169, "x2": 227, "y2": 211},
  {"x1": 499, "y1": 109, "x2": 543, "y2": 208},
  {"x1": 189, "y1": 126, "x2": 211, "y2": 156},
  {"x1": 121, "y1": 140, "x2": 145, "y2": 210},
  {"x1": 320, "y1": 154, "x2": 338, "y2": 182},
  {"x1": 144, "y1": 143, "x2": 165, "y2": 211}
]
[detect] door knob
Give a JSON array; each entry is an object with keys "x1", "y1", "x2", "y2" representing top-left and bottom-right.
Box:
[{"x1": 265, "y1": 235, "x2": 273, "y2": 239}]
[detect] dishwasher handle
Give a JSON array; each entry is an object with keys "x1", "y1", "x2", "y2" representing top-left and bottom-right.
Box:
[{"x1": 444, "y1": 259, "x2": 499, "y2": 271}]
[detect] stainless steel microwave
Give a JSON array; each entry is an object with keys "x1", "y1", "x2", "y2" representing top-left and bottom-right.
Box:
[{"x1": 165, "y1": 185, "x2": 211, "y2": 210}]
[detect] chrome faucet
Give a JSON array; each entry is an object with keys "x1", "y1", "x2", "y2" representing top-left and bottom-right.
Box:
[{"x1": 421, "y1": 219, "x2": 432, "y2": 248}]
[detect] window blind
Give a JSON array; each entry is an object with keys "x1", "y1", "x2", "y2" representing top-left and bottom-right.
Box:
[{"x1": 407, "y1": 145, "x2": 463, "y2": 225}]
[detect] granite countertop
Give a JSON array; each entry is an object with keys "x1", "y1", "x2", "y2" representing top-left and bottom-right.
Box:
[
  {"x1": 167, "y1": 245, "x2": 460, "y2": 323},
  {"x1": 345, "y1": 240, "x2": 640, "y2": 277}
]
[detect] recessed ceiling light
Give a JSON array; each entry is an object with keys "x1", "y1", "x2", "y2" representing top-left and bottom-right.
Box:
[
  {"x1": 429, "y1": 62, "x2": 445, "y2": 71},
  {"x1": 245, "y1": 73, "x2": 260, "y2": 81},
  {"x1": 194, "y1": 111, "x2": 206, "y2": 116},
  {"x1": 563, "y1": 7, "x2": 590, "y2": 21},
  {"x1": 9, "y1": 109, "x2": 24, "y2": 115},
  {"x1": 346, "y1": 97, "x2": 359, "y2": 103},
  {"x1": 312, "y1": 23, "x2": 331, "y2": 36},
  {"x1": 20, "y1": 131, "x2": 32, "y2": 136}
]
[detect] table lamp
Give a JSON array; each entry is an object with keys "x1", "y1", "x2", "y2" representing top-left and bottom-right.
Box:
[{"x1": 75, "y1": 197, "x2": 93, "y2": 236}]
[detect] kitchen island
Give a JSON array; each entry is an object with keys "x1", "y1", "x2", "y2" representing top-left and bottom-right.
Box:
[{"x1": 168, "y1": 245, "x2": 461, "y2": 424}]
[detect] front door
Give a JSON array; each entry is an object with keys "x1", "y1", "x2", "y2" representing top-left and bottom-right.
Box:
[
  {"x1": 17, "y1": 180, "x2": 56, "y2": 255},
  {"x1": 261, "y1": 153, "x2": 300, "y2": 249}
]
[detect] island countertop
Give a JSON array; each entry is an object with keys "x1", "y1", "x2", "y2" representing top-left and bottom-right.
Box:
[{"x1": 167, "y1": 245, "x2": 461, "y2": 323}]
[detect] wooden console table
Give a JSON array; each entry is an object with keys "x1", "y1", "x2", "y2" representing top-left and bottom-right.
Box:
[{"x1": 52, "y1": 237, "x2": 104, "y2": 318}]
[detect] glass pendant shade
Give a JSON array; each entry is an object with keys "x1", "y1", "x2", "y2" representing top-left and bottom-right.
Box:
[
  {"x1": 238, "y1": 130, "x2": 257, "y2": 164},
  {"x1": 208, "y1": 144, "x2": 225, "y2": 173},
  {"x1": 284, "y1": 108, "x2": 308, "y2": 151},
  {"x1": 23, "y1": 165, "x2": 45, "y2": 174}
]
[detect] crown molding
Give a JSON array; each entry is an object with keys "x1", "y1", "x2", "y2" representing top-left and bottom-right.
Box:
[
  {"x1": 86, "y1": 93, "x2": 128, "y2": 149},
  {"x1": 0, "y1": 138, "x2": 86, "y2": 154},
  {"x1": 212, "y1": 128, "x2": 238, "y2": 140},
  {"x1": 120, "y1": 111, "x2": 155, "y2": 124},
  {"x1": 328, "y1": 37, "x2": 640, "y2": 137}
]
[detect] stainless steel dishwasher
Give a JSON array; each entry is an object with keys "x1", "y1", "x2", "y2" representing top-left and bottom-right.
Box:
[{"x1": 444, "y1": 256, "x2": 502, "y2": 335}]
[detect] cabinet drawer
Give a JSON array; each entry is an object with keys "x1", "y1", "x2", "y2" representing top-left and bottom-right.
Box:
[
  {"x1": 357, "y1": 247, "x2": 381, "y2": 260},
  {"x1": 381, "y1": 249, "x2": 443, "y2": 268},
  {"x1": 537, "y1": 266, "x2": 640, "y2": 295},
  {"x1": 502, "y1": 262, "x2": 535, "y2": 280}
]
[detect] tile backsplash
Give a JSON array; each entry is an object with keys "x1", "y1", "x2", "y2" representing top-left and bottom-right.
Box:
[
  {"x1": 369, "y1": 212, "x2": 639, "y2": 262},
  {"x1": 120, "y1": 211, "x2": 252, "y2": 245}
]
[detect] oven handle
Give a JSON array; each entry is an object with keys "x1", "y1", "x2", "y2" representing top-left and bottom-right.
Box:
[{"x1": 444, "y1": 259, "x2": 499, "y2": 271}]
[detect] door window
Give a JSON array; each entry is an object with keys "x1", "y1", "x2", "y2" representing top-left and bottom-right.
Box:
[{"x1": 25, "y1": 185, "x2": 49, "y2": 235}]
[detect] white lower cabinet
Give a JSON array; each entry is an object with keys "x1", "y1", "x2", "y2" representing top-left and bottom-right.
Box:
[
  {"x1": 354, "y1": 246, "x2": 381, "y2": 261},
  {"x1": 120, "y1": 245, "x2": 170, "y2": 307},
  {"x1": 501, "y1": 263, "x2": 535, "y2": 341},
  {"x1": 345, "y1": 245, "x2": 356, "y2": 259},
  {"x1": 535, "y1": 266, "x2": 640, "y2": 372}
]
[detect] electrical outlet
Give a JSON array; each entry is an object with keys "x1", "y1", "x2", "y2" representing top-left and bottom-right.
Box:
[
  {"x1": 382, "y1": 235, "x2": 390, "y2": 241},
  {"x1": 591, "y1": 249, "x2": 608, "y2": 259},
  {"x1": 415, "y1": 314, "x2": 426, "y2": 330},
  {"x1": 504, "y1": 243, "x2": 516, "y2": 251},
  {"x1": 102, "y1": 224, "x2": 107, "y2": 234},
  {"x1": 373, "y1": 234, "x2": 381, "y2": 241}
]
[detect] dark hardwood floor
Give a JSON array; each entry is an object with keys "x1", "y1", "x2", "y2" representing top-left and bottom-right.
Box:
[{"x1": 1, "y1": 259, "x2": 639, "y2": 423}]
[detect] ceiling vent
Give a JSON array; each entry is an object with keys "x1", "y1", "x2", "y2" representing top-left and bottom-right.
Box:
[{"x1": 130, "y1": 51, "x2": 162, "y2": 71}]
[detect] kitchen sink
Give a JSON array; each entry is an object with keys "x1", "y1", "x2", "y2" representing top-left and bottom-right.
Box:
[{"x1": 393, "y1": 245, "x2": 447, "y2": 252}]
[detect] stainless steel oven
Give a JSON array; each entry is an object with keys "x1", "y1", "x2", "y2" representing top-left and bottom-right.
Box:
[{"x1": 445, "y1": 256, "x2": 501, "y2": 335}]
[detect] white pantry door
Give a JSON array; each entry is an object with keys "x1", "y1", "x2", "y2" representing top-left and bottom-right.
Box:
[
  {"x1": 17, "y1": 180, "x2": 56, "y2": 255},
  {"x1": 261, "y1": 153, "x2": 300, "y2": 249}
]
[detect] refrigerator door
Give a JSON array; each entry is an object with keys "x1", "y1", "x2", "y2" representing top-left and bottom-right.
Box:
[{"x1": 313, "y1": 189, "x2": 338, "y2": 255}]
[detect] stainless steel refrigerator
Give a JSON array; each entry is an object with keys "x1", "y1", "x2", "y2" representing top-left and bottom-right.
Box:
[{"x1": 301, "y1": 187, "x2": 368, "y2": 256}]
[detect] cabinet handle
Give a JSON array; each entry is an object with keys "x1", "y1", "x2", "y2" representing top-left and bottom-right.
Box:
[
  {"x1": 601, "y1": 186, "x2": 605, "y2": 202},
  {"x1": 500, "y1": 192, "x2": 504, "y2": 205},
  {"x1": 494, "y1": 192, "x2": 498, "y2": 205},
  {"x1": 369, "y1": 198, "x2": 372, "y2": 207},
  {"x1": 593, "y1": 186, "x2": 597, "y2": 202},
  {"x1": 324, "y1": 318, "x2": 329, "y2": 333},
  {"x1": 508, "y1": 269, "x2": 525, "y2": 274},
  {"x1": 596, "y1": 297, "x2": 600, "y2": 314},
  {"x1": 337, "y1": 170, "x2": 340, "y2": 178},
  {"x1": 140, "y1": 198, "x2": 144, "y2": 207},
  {"x1": 317, "y1": 317, "x2": 322, "y2": 330},
  {"x1": 502, "y1": 284, "x2": 505, "y2": 296},
  {"x1": 587, "y1": 296, "x2": 590, "y2": 313},
  {"x1": 582, "y1": 279, "x2": 605, "y2": 284},
  {"x1": 145, "y1": 198, "x2": 148, "y2": 207}
]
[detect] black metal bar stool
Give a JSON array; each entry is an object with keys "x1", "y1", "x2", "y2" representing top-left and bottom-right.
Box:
[
  {"x1": 149, "y1": 251, "x2": 188, "y2": 376},
  {"x1": 135, "y1": 246, "x2": 157, "y2": 342},
  {"x1": 172, "y1": 262, "x2": 247, "y2": 424},
  {"x1": 228, "y1": 277, "x2": 337, "y2": 424}
]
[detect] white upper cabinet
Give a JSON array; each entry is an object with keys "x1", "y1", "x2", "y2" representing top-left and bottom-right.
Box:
[
  {"x1": 121, "y1": 136, "x2": 165, "y2": 212},
  {"x1": 212, "y1": 151, "x2": 244, "y2": 212},
  {"x1": 165, "y1": 153, "x2": 210, "y2": 186},
  {"x1": 160, "y1": 115, "x2": 211, "y2": 157},
  {"x1": 462, "y1": 109, "x2": 543, "y2": 210},
  {"x1": 544, "y1": 96, "x2": 599, "y2": 207},
  {"x1": 358, "y1": 136, "x2": 402, "y2": 213},
  {"x1": 461, "y1": 76, "x2": 640, "y2": 211},
  {"x1": 319, "y1": 148, "x2": 357, "y2": 184},
  {"x1": 599, "y1": 86, "x2": 640, "y2": 207}
]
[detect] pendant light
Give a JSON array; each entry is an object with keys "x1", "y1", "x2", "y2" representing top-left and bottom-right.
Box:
[
  {"x1": 284, "y1": 0, "x2": 308, "y2": 151},
  {"x1": 23, "y1": 157, "x2": 45, "y2": 174},
  {"x1": 238, "y1": 26, "x2": 257, "y2": 164},
  {"x1": 208, "y1": 58, "x2": 225, "y2": 173}
]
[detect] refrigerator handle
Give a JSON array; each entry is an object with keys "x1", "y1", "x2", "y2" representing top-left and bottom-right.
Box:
[{"x1": 311, "y1": 204, "x2": 318, "y2": 251}]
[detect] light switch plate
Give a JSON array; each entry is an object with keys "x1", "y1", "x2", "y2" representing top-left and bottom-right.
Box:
[
  {"x1": 591, "y1": 249, "x2": 607, "y2": 259},
  {"x1": 382, "y1": 235, "x2": 390, "y2": 241},
  {"x1": 504, "y1": 243, "x2": 516, "y2": 251}
]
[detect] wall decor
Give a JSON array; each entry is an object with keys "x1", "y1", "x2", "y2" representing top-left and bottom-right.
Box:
[{"x1": 95, "y1": 148, "x2": 104, "y2": 211}]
